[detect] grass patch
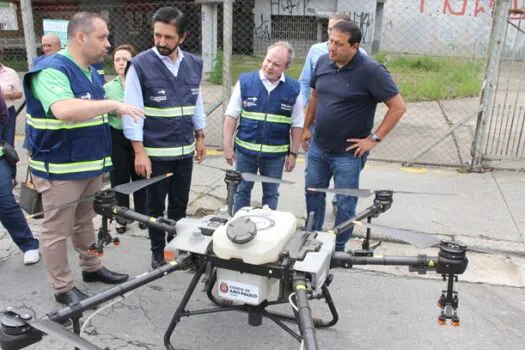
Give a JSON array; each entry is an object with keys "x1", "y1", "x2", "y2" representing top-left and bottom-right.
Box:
[
  {"x1": 222, "y1": 53, "x2": 484, "y2": 102},
  {"x1": 371, "y1": 53, "x2": 483, "y2": 102}
]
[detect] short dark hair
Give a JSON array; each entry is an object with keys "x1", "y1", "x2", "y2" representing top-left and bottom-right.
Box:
[
  {"x1": 67, "y1": 12, "x2": 105, "y2": 40},
  {"x1": 330, "y1": 13, "x2": 351, "y2": 22},
  {"x1": 112, "y1": 44, "x2": 136, "y2": 60},
  {"x1": 332, "y1": 20, "x2": 362, "y2": 45},
  {"x1": 152, "y1": 7, "x2": 187, "y2": 36}
]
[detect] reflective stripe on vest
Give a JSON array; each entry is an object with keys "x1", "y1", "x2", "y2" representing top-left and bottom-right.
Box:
[
  {"x1": 235, "y1": 137, "x2": 289, "y2": 153},
  {"x1": 97, "y1": 69, "x2": 104, "y2": 75},
  {"x1": 144, "y1": 142, "x2": 196, "y2": 158},
  {"x1": 30, "y1": 157, "x2": 112, "y2": 174},
  {"x1": 144, "y1": 106, "x2": 196, "y2": 118},
  {"x1": 241, "y1": 110, "x2": 292, "y2": 124},
  {"x1": 26, "y1": 114, "x2": 108, "y2": 130}
]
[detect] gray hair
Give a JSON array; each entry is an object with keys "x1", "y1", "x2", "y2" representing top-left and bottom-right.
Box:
[
  {"x1": 267, "y1": 41, "x2": 294, "y2": 67},
  {"x1": 330, "y1": 12, "x2": 351, "y2": 22}
]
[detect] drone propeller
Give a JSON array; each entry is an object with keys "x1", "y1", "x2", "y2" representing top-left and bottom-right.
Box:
[
  {"x1": 29, "y1": 318, "x2": 103, "y2": 350},
  {"x1": 352, "y1": 221, "x2": 442, "y2": 248},
  {"x1": 26, "y1": 173, "x2": 173, "y2": 219},
  {"x1": 308, "y1": 187, "x2": 456, "y2": 198},
  {"x1": 352, "y1": 221, "x2": 525, "y2": 258},
  {"x1": 198, "y1": 163, "x2": 295, "y2": 185}
]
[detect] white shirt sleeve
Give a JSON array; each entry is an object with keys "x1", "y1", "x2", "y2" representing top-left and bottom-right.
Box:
[
  {"x1": 290, "y1": 94, "x2": 304, "y2": 128},
  {"x1": 224, "y1": 80, "x2": 242, "y2": 119}
]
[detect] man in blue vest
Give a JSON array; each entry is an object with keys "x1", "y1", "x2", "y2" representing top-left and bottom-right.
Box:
[
  {"x1": 122, "y1": 7, "x2": 206, "y2": 269},
  {"x1": 24, "y1": 12, "x2": 145, "y2": 306},
  {"x1": 223, "y1": 41, "x2": 303, "y2": 212}
]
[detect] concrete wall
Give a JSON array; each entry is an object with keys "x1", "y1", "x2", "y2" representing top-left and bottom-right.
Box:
[
  {"x1": 253, "y1": 0, "x2": 380, "y2": 56},
  {"x1": 381, "y1": 0, "x2": 525, "y2": 59}
]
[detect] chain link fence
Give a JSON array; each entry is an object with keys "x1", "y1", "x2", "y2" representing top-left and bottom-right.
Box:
[{"x1": 3, "y1": 0, "x2": 524, "y2": 168}]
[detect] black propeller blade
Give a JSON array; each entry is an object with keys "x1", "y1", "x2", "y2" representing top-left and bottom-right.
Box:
[
  {"x1": 352, "y1": 221, "x2": 442, "y2": 248},
  {"x1": 29, "y1": 318, "x2": 103, "y2": 350},
  {"x1": 199, "y1": 163, "x2": 295, "y2": 185},
  {"x1": 26, "y1": 173, "x2": 173, "y2": 219},
  {"x1": 308, "y1": 187, "x2": 456, "y2": 198},
  {"x1": 111, "y1": 172, "x2": 173, "y2": 195},
  {"x1": 352, "y1": 221, "x2": 525, "y2": 259}
]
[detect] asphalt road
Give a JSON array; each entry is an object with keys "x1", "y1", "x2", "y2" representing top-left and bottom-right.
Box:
[{"x1": 1, "y1": 235, "x2": 524, "y2": 350}]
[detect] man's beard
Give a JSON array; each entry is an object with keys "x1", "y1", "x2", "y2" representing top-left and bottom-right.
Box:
[{"x1": 156, "y1": 45, "x2": 177, "y2": 56}]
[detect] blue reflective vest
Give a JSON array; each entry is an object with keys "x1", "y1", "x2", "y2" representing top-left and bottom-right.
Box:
[
  {"x1": 24, "y1": 54, "x2": 112, "y2": 180},
  {"x1": 91, "y1": 61, "x2": 105, "y2": 82},
  {"x1": 235, "y1": 71, "x2": 299, "y2": 158},
  {"x1": 131, "y1": 49, "x2": 202, "y2": 161}
]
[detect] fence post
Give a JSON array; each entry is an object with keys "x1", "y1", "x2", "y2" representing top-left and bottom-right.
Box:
[
  {"x1": 471, "y1": 0, "x2": 512, "y2": 170},
  {"x1": 221, "y1": 0, "x2": 233, "y2": 149},
  {"x1": 20, "y1": 0, "x2": 37, "y2": 69}
]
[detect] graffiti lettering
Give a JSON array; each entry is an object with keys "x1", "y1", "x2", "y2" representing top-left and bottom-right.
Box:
[
  {"x1": 351, "y1": 12, "x2": 374, "y2": 43},
  {"x1": 443, "y1": 0, "x2": 468, "y2": 16},
  {"x1": 420, "y1": 0, "x2": 523, "y2": 17},
  {"x1": 271, "y1": 0, "x2": 314, "y2": 16},
  {"x1": 255, "y1": 13, "x2": 270, "y2": 40}
]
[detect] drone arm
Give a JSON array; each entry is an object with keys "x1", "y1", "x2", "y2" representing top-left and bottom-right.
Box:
[
  {"x1": 48, "y1": 253, "x2": 192, "y2": 324},
  {"x1": 111, "y1": 206, "x2": 178, "y2": 235},
  {"x1": 293, "y1": 274, "x2": 319, "y2": 350},
  {"x1": 330, "y1": 252, "x2": 437, "y2": 273},
  {"x1": 331, "y1": 202, "x2": 384, "y2": 236}
]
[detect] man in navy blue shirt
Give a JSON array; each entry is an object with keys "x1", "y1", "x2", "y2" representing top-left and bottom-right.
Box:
[{"x1": 301, "y1": 20, "x2": 406, "y2": 251}]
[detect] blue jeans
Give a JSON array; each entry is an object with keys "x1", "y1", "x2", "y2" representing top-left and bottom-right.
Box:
[
  {"x1": 305, "y1": 139, "x2": 367, "y2": 251},
  {"x1": 0, "y1": 158, "x2": 39, "y2": 252},
  {"x1": 0, "y1": 106, "x2": 17, "y2": 179},
  {"x1": 305, "y1": 125, "x2": 337, "y2": 207},
  {"x1": 234, "y1": 151, "x2": 286, "y2": 212}
]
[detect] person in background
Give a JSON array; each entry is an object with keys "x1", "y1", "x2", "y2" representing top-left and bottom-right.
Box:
[
  {"x1": 33, "y1": 34, "x2": 62, "y2": 66},
  {"x1": 301, "y1": 20, "x2": 406, "y2": 252},
  {"x1": 299, "y1": 13, "x2": 368, "y2": 216},
  {"x1": 103, "y1": 44, "x2": 147, "y2": 233},
  {"x1": 223, "y1": 41, "x2": 303, "y2": 212},
  {"x1": 0, "y1": 89, "x2": 40, "y2": 265},
  {"x1": 0, "y1": 48, "x2": 23, "y2": 187}
]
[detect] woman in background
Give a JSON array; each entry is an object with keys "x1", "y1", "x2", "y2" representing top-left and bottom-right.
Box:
[{"x1": 104, "y1": 44, "x2": 147, "y2": 233}]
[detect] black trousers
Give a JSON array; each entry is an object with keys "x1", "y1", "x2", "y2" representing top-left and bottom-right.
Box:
[
  {"x1": 148, "y1": 157, "x2": 193, "y2": 253},
  {"x1": 109, "y1": 127, "x2": 146, "y2": 215}
]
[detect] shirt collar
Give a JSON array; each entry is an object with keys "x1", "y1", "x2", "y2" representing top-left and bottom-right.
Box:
[
  {"x1": 259, "y1": 70, "x2": 285, "y2": 85},
  {"x1": 152, "y1": 46, "x2": 184, "y2": 64}
]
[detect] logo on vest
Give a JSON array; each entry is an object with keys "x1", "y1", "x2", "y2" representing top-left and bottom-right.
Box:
[
  {"x1": 243, "y1": 96, "x2": 258, "y2": 108},
  {"x1": 280, "y1": 103, "x2": 293, "y2": 112},
  {"x1": 80, "y1": 92, "x2": 92, "y2": 100},
  {"x1": 191, "y1": 87, "x2": 199, "y2": 95},
  {"x1": 150, "y1": 89, "x2": 167, "y2": 103}
]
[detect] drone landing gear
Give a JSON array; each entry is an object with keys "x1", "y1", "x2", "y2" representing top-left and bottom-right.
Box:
[
  {"x1": 437, "y1": 273, "x2": 460, "y2": 327},
  {"x1": 163, "y1": 262, "x2": 337, "y2": 350}
]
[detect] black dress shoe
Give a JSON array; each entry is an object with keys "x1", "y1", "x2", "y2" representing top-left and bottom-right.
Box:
[
  {"x1": 55, "y1": 287, "x2": 89, "y2": 306},
  {"x1": 151, "y1": 252, "x2": 166, "y2": 269},
  {"x1": 82, "y1": 267, "x2": 129, "y2": 284}
]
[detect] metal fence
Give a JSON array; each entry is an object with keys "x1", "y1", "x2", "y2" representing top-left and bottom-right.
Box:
[
  {"x1": 2, "y1": 0, "x2": 525, "y2": 169},
  {"x1": 472, "y1": 1, "x2": 525, "y2": 170}
]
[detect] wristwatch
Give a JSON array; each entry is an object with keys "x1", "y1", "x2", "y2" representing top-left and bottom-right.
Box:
[
  {"x1": 370, "y1": 133, "x2": 382, "y2": 143},
  {"x1": 289, "y1": 151, "x2": 298, "y2": 158}
]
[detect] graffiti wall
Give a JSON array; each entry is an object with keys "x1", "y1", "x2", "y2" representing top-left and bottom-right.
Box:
[
  {"x1": 381, "y1": 0, "x2": 525, "y2": 59},
  {"x1": 252, "y1": 0, "x2": 377, "y2": 56}
]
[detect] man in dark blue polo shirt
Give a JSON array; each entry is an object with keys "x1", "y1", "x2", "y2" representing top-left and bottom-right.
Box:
[{"x1": 301, "y1": 20, "x2": 407, "y2": 251}]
